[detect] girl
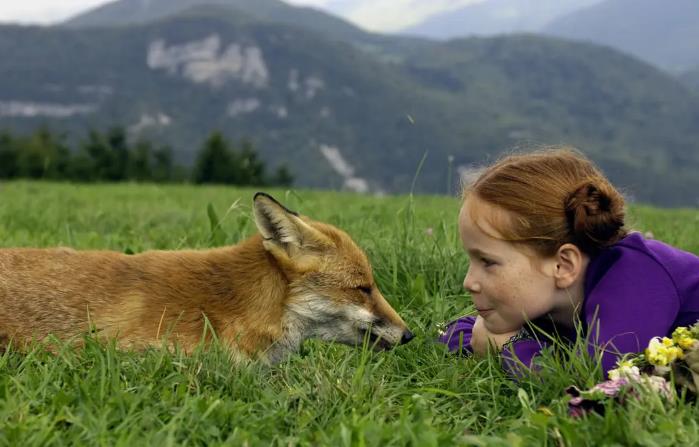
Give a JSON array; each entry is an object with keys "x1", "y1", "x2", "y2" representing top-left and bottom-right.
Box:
[{"x1": 438, "y1": 148, "x2": 699, "y2": 376}]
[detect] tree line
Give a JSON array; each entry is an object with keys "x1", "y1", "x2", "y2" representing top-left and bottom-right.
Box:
[{"x1": 0, "y1": 127, "x2": 293, "y2": 187}]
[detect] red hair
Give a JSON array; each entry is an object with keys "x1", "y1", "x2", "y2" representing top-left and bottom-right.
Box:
[{"x1": 464, "y1": 147, "x2": 627, "y2": 257}]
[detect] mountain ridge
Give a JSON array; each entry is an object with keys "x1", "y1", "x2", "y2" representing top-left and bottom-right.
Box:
[
  {"x1": 402, "y1": 0, "x2": 602, "y2": 39},
  {"x1": 0, "y1": 1, "x2": 697, "y2": 205},
  {"x1": 543, "y1": 0, "x2": 699, "y2": 72}
]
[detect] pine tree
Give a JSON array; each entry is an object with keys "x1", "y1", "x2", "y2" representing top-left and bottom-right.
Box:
[{"x1": 192, "y1": 132, "x2": 235, "y2": 184}]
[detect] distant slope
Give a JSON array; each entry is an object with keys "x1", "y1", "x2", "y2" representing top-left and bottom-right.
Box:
[
  {"x1": 62, "y1": 0, "x2": 421, "y2": 58},
  {"x1": 543, "y1": 0, "x2": 699, "y2": 72},
  {"x1": 65, "y1": 0, "x2": 362, "y2": 39},
  {"x1": 1, "y1": 6, "x2": 698, "y2": 204},
  {"x1": 402, "y1": 0, "x2": 601, "y2": 39},
  {"x1": 680, "y1": 67, "x2": 699, "y2": 93},
  {"x1": 400, "y1": 34, "x2": 699, "y2": 205}
]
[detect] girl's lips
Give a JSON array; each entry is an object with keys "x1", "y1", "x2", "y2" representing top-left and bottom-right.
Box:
[{"x1": 476, "y1": 308, "x2": 494, "y2": 316}]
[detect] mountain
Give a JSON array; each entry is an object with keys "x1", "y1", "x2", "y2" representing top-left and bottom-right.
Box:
[
  {"x1": 2, "y1": 9, "x2": 456, "y2": 193},
  {"x1": 680, "y1": 67, "x2": 699, "y2": 93},
  {"x1": 543, "y1": 0, "x2": 699, "y2": 72},
  {"x1": 399, "y1": 34, "x2": 699, "y2": 205},
  {"x1": 402, "y1": 0, "x2": 602, "y2": 40},
  {"x1": 1, "y1": 2, "x2": 699, "y2": 205},
  {"x1": 62, "y1": 0, "x2": 426, "y2": 60},
  {"x1": 65, "y1": 0, "x2": 361, "y2": 39}
]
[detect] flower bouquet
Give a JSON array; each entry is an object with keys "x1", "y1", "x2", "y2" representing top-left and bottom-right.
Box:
[{"x1": 566, "y1": 323, "x2": 699, "y2": 417}]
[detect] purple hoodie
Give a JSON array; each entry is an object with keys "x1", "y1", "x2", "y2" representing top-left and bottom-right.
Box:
[{"x1": 438, "y1": 232, "x2": 699, "y2": 376}]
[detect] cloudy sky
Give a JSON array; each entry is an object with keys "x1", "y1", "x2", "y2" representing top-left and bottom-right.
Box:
[{"x1": 0, "y1": 0, "x2": 484, "y2": 32}]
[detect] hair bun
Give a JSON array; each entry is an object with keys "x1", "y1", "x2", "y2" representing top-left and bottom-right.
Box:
[{"x1": 564, "y1": 181, "x2": 625, "y2": 252}]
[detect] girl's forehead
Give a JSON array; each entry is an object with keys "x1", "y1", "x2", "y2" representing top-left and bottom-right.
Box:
[
  {"x1": 460, "y1": 197, "x2": 548, "y2": 263},
  {"x1": 460, "y1": 196, "x2": 511, "y2": 241}
]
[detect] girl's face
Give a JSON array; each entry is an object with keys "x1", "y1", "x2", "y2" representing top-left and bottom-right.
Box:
[{"x1": 458, "y1": 197, "x2": 566, "y2": 334}]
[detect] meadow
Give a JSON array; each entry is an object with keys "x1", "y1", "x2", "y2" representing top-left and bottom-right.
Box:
[{"x1": 0, "y1": 181, "x2": 698, "y2": 446}]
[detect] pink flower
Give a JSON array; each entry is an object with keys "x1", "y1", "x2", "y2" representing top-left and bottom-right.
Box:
[
  {"x1": 566, "y1": 378, "x2": 630, "y2": 417},
  {"x1": 592, "y1": 377, "x2": 630, "y2": 397}
]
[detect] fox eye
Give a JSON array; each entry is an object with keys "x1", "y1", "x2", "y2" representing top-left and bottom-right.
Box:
[{"x1": 357, "y1": 286, "x2": 372, "y2": 295}]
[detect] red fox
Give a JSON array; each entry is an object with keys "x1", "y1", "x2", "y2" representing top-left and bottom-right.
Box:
[{"x1": 0, "y1": 193, "x2": 413, "y2": 362}]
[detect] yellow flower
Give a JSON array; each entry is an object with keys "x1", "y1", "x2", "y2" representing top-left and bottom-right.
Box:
[
  {"x1": 672, "y1": 326, "x2": 698, "y2": 350},
  {"x1": 645, "y1": 337, "x2": 684, "y2": 366},
  {"x1": 676, "y1": 336, "x2": 696, "y2": 350},
  {"x1": 673, "y1": 326, "x2": 691, "y2": 339}
]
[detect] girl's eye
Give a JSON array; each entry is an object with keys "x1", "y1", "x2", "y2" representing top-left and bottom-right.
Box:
[
  {"x1": 357, "y1": 286, "x2": 372, "y2": 295},
  {"x1": 481, "y1": 258, "x2": 496, "y2": 267}
]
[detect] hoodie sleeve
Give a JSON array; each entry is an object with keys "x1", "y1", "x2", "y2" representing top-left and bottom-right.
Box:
[
  {"x1": 584, "y1": 248, "x2": 681, "y2": 376},
  {"x1": 438, "y1": 317, "x2": 549, "y2": 375},
  {"x1": 437, "y1": 316, "x2": 475, "y2": 354},
  {"x1": 500, "y1": 330, "x2": 549, "y2": 377}
]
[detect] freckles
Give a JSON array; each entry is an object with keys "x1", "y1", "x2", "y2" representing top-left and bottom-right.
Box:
[{"x1": 507, "y1": 272, "x2": 531, "y2": 304}]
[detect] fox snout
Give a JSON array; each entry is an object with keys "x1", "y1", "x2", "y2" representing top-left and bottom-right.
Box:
[
  {"x1": 357, "y1": 295, "x2": 414, "y2": 350},
  {"x1": 364, "y1": 292, "x2": 414, "y2": 349},
  {"x1": 365, "y1": 325, "x2": 414, "y2": 350},
  {"x1": 360, "y1": 324, "x2": 414, "y2": 351}
]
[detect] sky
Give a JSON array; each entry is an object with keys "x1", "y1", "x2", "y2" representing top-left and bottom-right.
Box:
[{"x1": 0, "y1": 0, "x2": 484, "y2": 32}]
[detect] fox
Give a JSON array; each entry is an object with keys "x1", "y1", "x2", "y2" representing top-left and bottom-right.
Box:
[{"x1": 0, "y1": 192, "x2": 413, "y2": 362}]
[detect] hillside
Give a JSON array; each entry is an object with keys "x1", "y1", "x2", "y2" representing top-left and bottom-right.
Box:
[
  {"x1": 0, "y1": 12, "x2": 455, "y2": 193},
  {"x1": 0, "y1": 3, "x2": 698, "y2": 205},
  {"x1": 61, "y1": 0, "x2": 422, "y2": 60},
  {"x1": 680, "y1": 67, "x2": 699, "y2": 93},
  {"x1": 402, "y1": 0, "x2": 601, "y2": 39},
  {"x1": 65, "y1": 0, "x2": 362, "y2": 39},
  {"x1": 398, "y1": 34, "x2": 699, "y2": 205},
  {"x1": 543, "y1": 0, "x2": 699, "y2": 72}
]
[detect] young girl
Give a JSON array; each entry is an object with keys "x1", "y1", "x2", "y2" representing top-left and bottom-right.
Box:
[{"x1": 438, "y1": 148, "x2": 699, "y2": 376}]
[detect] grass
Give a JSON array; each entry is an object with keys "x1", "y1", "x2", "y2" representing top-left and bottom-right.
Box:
[{"x1": 0, "y1": 181, "x2": 698, "y2": 446}]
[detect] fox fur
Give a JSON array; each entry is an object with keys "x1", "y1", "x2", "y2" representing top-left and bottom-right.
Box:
[{"x1": 0, "y1": 193, "x2": 412, "y2": 362}]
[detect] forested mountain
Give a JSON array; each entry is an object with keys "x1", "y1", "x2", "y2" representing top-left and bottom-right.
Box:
[
  {"x1": 63, "y1": 0, "x2": 420, "y2": 59},
  {"x1": 1, "y1": 0, "x2": 698, "y2": 205}
]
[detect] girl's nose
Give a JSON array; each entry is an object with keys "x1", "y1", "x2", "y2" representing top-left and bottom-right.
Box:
[{"x1": 463, "y1": 268, "x2": 481, "y2": 294}]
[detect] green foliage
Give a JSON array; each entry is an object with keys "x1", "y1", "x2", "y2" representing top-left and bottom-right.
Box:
[
  {"x1": 206, "y1": 202, "x2": 227, "y2": 246},
  {"x1": 192, "y1": 132, "x2": 236, "y2": 184},
  {"x1": 79, "y1": 128, "x2": 129, "y2": 181},
  {"x1": 0, "y1": 128, "x2": 292, "y2": 186},
  {"x1": 192, "y1": 132, "x2": 293, "y2": 186},
  {"x1": 0, "y1": 182, "x2": 697, "y2": 445},
  {"x1": 0, "y1": 127, "x2": 179, "y2": 183},
  {"x1": 0, "y1": 127, "x2": 72, "y2": 180}
]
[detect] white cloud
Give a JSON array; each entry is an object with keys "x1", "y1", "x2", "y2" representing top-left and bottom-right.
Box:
[
  {"x1": 0, "y1": 1, "x2": 110, "y2": 24},
  {"x1": 286, "y1": 0, "x2": 331, "y2": 7},
  {"x1": 345, "y1": 0, "x2": 486, "y2": 32},
  {"x1": 288, "y1": 0, "x2": 486, "y2": 32}
]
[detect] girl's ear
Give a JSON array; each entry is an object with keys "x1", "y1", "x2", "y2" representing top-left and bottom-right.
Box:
[{"x1": 553, "y1": 243, "x2": 587, "y2": 289}]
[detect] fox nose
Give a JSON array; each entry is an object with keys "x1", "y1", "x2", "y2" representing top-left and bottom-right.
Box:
[{"x1": 400, "y1": 330, "x2": 415, "y2": 345}]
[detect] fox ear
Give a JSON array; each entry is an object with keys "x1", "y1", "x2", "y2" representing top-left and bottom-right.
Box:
[{"x1": 253, "y1": 192, "x2": 331, "y2": 259}]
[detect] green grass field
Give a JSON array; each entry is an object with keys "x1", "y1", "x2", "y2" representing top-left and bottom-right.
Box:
[{"x1": 1, "y1": 181, "x2": 698, "y2": 446}]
